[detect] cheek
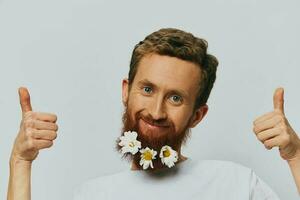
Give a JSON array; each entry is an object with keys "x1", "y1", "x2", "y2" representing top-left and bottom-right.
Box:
[
  {"x1": 127, "y1": 93, "x2": 147, "y2": 115},
  {"x1": 169, "y1": 109, "x2": 193, "y2": 133}
]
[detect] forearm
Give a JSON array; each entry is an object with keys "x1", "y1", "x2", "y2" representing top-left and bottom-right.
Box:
[
  {"x1": 288, "y1": 156, "x2": 300, "y2": 195},
  {"x1": 7, "y1": 155, "x2": 32, "y2": 200}
]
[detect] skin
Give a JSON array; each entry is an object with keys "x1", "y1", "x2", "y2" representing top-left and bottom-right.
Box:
[
  {"x1": 253, "y1": 88, "x2": 300, "y2": 194},
  {"x1": 7, "y1": 54, "x2": 300, "y2": 199},
  {"x1": 121, "y1": 54, "x2": 208, "y2": 169},
  {"x1": 7, "y1": 87, "x2": 58, "y2": 200}
]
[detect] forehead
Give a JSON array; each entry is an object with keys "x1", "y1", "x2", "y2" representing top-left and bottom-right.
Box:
[{"x1": 133, "y1": 54, "x2": 201, "y2": 95}]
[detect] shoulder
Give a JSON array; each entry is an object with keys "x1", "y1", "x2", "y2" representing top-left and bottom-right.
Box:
[
  {"x1": 186, "y1": 159, "x2": 254, "y2": 186},
  {"x1": 190, "y1": 159, "x2": 280, "y2": 199},
  {"x1": 192, "y1": 159, "x2": 253, "y2": 174}
]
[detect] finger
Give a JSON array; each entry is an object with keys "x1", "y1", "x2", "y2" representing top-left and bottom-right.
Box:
[
  {"x1": 35, "y1": 112, "x2": 57, "y2": 123},
  {"x1": 256, "y1": 127, "x2": 281, "y2": 142},
  {"x1": 34, "y1": 139, "x2": 54, "y2": 150},
  {"x1": 32, "y1": 129, "x2": 57, "y2": 141},
  {"x1": 264, "y1": 135, "x2": 289, "y2": 150},
  {"x1": 18, "y1": 87, "x2": 32, "y2": 114},
  {"x1": 34, "y1": 120, "x2": 58, "y2": 131},
  {"x1": 253, "y1": 111, "x2": 275, "y2": 125},
  {"x1": 253, "y1": 115, "x2": 281, "y2": 133},
  {"x1": 273, "y1": 87, "x2": 285, "y2": 114}
]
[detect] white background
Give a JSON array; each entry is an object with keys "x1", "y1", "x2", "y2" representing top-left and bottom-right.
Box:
[{"x1": 0, "y1": 0, "x2": 299, "y2": 199}]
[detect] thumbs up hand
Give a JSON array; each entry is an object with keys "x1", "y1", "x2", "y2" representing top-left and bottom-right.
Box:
[
  {"x1": 11, "y1": 87, "x2": 58, "y2": 162},
  {"x1": 253, "y1": 88, "x2": 300, "y2": 162}
]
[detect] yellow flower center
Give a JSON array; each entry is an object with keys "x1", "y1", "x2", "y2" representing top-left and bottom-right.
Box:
[
  {"x1": 129, "y1": 142, "x2": 135, "y2": 147},
  {"x1": 163, "y1": 149, "x2": 171, "y2": 157},
  {"x1": 143, "y1": 150, "x2": 153, "y2": 161}
]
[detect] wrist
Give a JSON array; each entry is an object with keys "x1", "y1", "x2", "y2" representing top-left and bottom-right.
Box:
[
  {"x1": 287, "y1": 136, "x2": 300, "y2": 162},
  {"x1": 287, "y1": 147, "x2": 300, "y2": 166},
  {"x1": 287, "y1": 154, "x2": 300, "y2": 166},
  {"x1": 9, "y1": 151, "x2": 32, "y2": 167}
]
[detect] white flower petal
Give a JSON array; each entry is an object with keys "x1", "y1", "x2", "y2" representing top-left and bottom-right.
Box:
[
  {"x1": 121, "y1": 146, "x2": 130, "y2": 154},
  {"x1": 139, "y1": 158, "x2": 144, "y2": 166},
  {"x1": 152, "y1": 150, "x2": 157, "y2": 158},
  {"x1": 130, "y1": 131, "x2": 138, "y2": 139},
  {"x1": 119, "y1": 131, "x2": 142, "y2": 155},
  {"x1": 131, "y1": 146, "x2": 139, "y2": 155},
  {"x1": 159, "y1": 145, "x2": 178, "y2": 168},
  {"x1": 143, "y1": 161, "x2": 153, "y2": 169},
  {"x1": 149, "y1": 161, "x2": 154, "y2": 168},
  {"x1": 139, "y1": 147, "x2": 158, "y2": 170},
  {"x1": 124, "y1": 131, "x2": 131, "y2": 137},
  {"x1": 118, "y1": 140, "x2": 126, "y2": 146},
  {"x1": 124, "y1": 131, "x2": 137, "y2": 140},
  {"x1": 166, "y1": 161, "x2": 175, "y2": 168}
]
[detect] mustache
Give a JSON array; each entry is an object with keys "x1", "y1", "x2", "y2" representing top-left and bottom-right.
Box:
[{"x1": 138, "y1": 114, "x2": 172, "y2": 128}]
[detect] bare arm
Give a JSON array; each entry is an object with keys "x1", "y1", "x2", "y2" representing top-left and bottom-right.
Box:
[
  {"x1": 253, "y1": 88, "x2": 300, "y2": 195},
  {"x1": 7, "y1": 154, "x2": 32, "y2": 200},
  {"x1": 7, "y1": 87, "x2": 58, "y2": 200},
  {"x1": 287, "y1": 150, "x2": 300, "y2": 194}
]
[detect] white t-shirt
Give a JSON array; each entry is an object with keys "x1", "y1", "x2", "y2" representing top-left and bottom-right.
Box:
[{"x1": 73, "y1": 159, "x2": 280, "y2": 200}]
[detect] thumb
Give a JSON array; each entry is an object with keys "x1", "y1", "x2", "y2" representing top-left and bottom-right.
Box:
[
  {"x1": 18, "y1": 87, "x2": 32, "y2": 114},
  {"x1": 273, "y1": 87, "x2": 285, "y2": 114}
]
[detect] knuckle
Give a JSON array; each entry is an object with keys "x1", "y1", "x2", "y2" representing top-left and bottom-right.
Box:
[
  {"x1": 54, "y1": 124, "x2": 59, "y2": 131},
  {"x1": 46, "y1": 113, "x2": 57, "y2": 122},
  {"x1": 276, "y1": 114, "x2": 285, "y2": 123},
  {"x1": 48, "y1": 131, "x2": 57, "y2": 140},
  {"x1": 46, "y1": 141, "x2": 54, "y2": 148},
  {"x1": 274, "y1": 110, "x2": 283, "y2": 116},
  {"x1": 263, "y1": 141, "x2": 270, "y2": 149},
  {"x1": 24, "y1": 119, "x2": 34, "y2": 128},
  {"x1": 53, "y1": 114, "x2": 58, "y2": 122},
  {"x1": 256, "y1": 133, "x2": 263, "y2": 141},
  {"x1": 252, "y1": 126, "x2": 258, "y2": 133},
  {"x1": 274, "y1": 109, "x2": 280, "y2": 114},
  {"x1": 52, "y1": 132, "x2": 58, "y2": 140},
  {"x1": 24, "y1": 111, "x2": 35, "y2": 119},
  {"x1": 25, "y1": 128, "x2": 34, "y2": 137},
  {"x1": 279, "y1": 125, "x2": 288, "y2": 133}
]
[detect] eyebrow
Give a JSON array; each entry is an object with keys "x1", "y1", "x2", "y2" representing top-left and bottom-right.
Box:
[{"x1": 137, "y1": 79, "x2": 189, "y2": 99}]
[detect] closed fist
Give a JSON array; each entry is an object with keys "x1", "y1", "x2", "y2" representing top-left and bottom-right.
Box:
[
  {"x1": 253, "y1": 88, "x2": 300, "y2": 161},
  {"x1": 11, "y1": 87, "x2": 58, "y2": 162}
]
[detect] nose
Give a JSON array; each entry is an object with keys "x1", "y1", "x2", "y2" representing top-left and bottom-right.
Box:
[{"x1": 148, "y1": 96, "x2": 167, "y2": 121}]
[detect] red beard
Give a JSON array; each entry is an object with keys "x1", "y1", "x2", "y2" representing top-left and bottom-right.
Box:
[{"x1": 116, "y1": 106, "x2": 192, "y2": 170}]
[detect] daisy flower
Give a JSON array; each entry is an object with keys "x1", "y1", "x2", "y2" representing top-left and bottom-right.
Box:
[
  {"x1": 159, "y1": 145, "x2": 178, "y2": 168},
  {"x1": 118, "y1": 131, "x2": 141, "y2": 155},
  {"x1": 139, "y1": 147, "x2": 157, "y2": 170}
]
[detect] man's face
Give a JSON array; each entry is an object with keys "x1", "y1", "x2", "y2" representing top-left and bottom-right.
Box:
[{"x1": 121, "y1": 53, "x2": 208, "y2": 153}]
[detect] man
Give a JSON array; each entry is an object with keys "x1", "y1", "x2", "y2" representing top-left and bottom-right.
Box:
[{"x1": 7, "y1": 28, "x2": 300, "y2": 199}]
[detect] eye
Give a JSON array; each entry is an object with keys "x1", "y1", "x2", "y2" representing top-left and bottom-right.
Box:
[
  {"x1": 169, "y1": 95, "x2": 182, "y2": 104},
  {"x1": 142, "y1": 86, "x2": 152, "y2": 94}
]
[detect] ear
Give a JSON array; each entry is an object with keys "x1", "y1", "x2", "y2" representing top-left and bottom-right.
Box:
[
  {"x1": 188, "y1": 104, "x2": 209, "y2": 128},
  {"x1": 122, "y1": 78, "x2": 129, "y2": 106}
]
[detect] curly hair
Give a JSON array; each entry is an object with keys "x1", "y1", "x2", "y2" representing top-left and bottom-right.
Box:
[{"x1": 128, "y1": 28, "x2": 218, "y2": 110}]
